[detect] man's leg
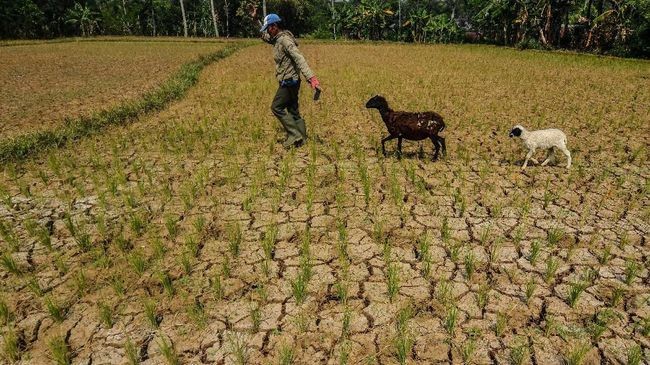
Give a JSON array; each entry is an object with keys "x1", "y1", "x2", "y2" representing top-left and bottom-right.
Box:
[
  {"x1": 286, "y1": 84, "x2": 307, "y2": 142},
  {"x1": 271, "y1": 86, "x2": 302, "y2": 145}
]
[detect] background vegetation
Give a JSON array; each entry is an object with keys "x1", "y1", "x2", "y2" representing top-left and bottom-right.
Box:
[{"x1": 1, "y1": 0, "x2": 649, "y2": 57}]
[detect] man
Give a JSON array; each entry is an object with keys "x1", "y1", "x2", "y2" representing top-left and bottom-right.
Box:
[{"x1": 260, "y1": 13, "x2": 320, "y2": 149}]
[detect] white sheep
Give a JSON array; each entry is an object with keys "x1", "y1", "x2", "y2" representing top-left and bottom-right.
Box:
[{"x1": 509, "y1": 125, "x2": 571, "y2": 170}]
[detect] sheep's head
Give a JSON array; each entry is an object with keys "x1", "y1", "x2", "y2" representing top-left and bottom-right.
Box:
[
  {"x1": 509, "y1": 125, "x2": 525, "y2": 138},
  {"x1": 365, "y1": 95, "x2": 388, "y2": 110}
]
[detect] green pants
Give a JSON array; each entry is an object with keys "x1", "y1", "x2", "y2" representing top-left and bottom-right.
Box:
[{"x1": 271, "y1": 82, "x2": 307, "y2": 144}]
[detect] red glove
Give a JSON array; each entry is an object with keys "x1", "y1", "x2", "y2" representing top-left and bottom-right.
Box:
[{"x1": 308, "y1": 76, "x2": 320, "y2": 89}]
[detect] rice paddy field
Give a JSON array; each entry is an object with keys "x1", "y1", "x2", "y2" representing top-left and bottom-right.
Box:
[
  {"x1": 0, "y1": 39, "x2": 227, "y2": 139},
  {"x1": 0, "y1": 41, "x2": 649, "y2": 364}
]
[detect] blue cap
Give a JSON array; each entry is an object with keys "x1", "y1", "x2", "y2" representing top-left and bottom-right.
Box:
[{"x1": 260, "y1": 13, "x2": 281, "y2": 32}]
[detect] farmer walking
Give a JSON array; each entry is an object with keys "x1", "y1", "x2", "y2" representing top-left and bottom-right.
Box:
[{"x1": 260, "y1": 13, "x2": 320, "y2": 149}]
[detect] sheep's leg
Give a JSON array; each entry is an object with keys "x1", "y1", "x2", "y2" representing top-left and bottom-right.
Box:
[
  {"x1": 522, "y1": 148, "x2": 535, "y2": 170},
  {"x1": 559, "y1": 145, "x2": 571, "y2": 168},
  {"x1": 438, "y1": 136, "x2": 447, "y2": 156},
  {"x1": 397, "y1": 137, "x2": 403, "y2": 158},
  {"x1": 381, "y1": 135, "x2": 397, "y2": 157},
  {"x1": 541, "y1": 149, "x2": 554, "y2": 166},
  {"x1": 430, "y1": 136, "x2": 441, "y2": 160}
]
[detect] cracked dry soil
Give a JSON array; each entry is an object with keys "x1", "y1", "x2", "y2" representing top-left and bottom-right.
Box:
[{"x1": 0, "y1": 43, "x2": 648, "y2": 364}]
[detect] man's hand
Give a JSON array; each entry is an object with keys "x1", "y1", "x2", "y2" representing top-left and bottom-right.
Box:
[{"x1": 308, "y1": 76, "x2": 321, "y2": 90}]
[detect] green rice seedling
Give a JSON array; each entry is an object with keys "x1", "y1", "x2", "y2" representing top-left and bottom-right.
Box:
[
  {"x1": 512, "y1": 226, "x2": 524, "y2": 249},
  {"x1": 528, "y1": 240, "x2": 541, "y2": 266},
  {"x1": 2, "y1": 327, "x2": 20, "y2": 362},
  {"x1": 444, "y1": 306, "x2": 458, "y2": 335},
  {"x1": 341, "y1": 307, "x2": 351, "y2": 339},
  {"x1": 128, "y1": 250, "x2": 147, "y2": 275},
  {"x1": 110, "y1": 274, "x2": 125, "y2": 296},
  {"x1": 73, "y1": 269, "x2": 88, "y2": 297},
  {"x1": 509, "y1": 338, "x2": 529, "y2": 365},
  {"x1": 544, "y1": 257, "x2": 559, "y2": 283},
  {"x1": 220, "y1": 255, "x2": 231, "y2": 278},
  {"x1": 479, "y1": 225, "x2": 492, "y2": 245},
  {"x1": 460, "y1": 338, "x2": 476, "y2": 364},
  {"x1": 180, "y1": 253, "x2": 193, "y2": 275},
  {"x1": 113, "y1": 232, "x2": 132, "y2": 252},
  {"x1": 436, "y1": 279, "x2": 453, "y2": 307},
  {"x1": 619, "y1": 232, "x2": 629, "y2": 249},
  {"x1": 278, "y1": 343, "x2": 295, "y2": 365},
  {"x1": 27, "y1": 275, "x2": 44, "y2": 297},
  {"x1": 44, "y1": 296, "x2": 65, "y2": 322},
  {"x1": 441, "y1": 217, "x2": 451, "y2": 243},
  {"x1": 489, "y1": 238, "x2": 502, "y2": 265},
  {"x1": 525, "y1": 277, "x2": 537, "y2": 304},
  {"x1": 449, "y1": 241, "x2": 462, "y2": 263},
  {"x1": 610, "y1": 286, "x2": 625, "y2": 307},
  {"x1": 627, "y1": 345, "x2": 642, "y2": 365},
  {"x1": 0, "y1": 220, "x2": 19, "y2": 251},
  {"x1": 158, "y1": 337, "x2": 180, "y2": 365},
  {"x1": 227, "y1": 222, "x2": 242, "y2": 257},
  {"x1": 372, "y1": 218, "x2": 385, "y2": 245},
  {"x1": 129, "y1": 212, "x2": 147, "y2": 236},
  {"x1": 184, "y1": 235, "x2": 199, "y2": 258},
  {"x1": 165, "y1": 215, "x2": 178, "y2": 239},
  {"x1": 568, "y1": 280, "x2": 588, "y2": 308},
  {"x1": 212, "y1": 274, "x2": 224, "y2": 300},
  {"x1": 547, "y1": 227, "x2": 564, "y2": 246},
  {"x1": 624, "y1": 260, "x2": 639, "y2": 285},
  {"x1": 598, "y1": 244, "x2": 612, "y2": 265},
  {"x1": 334, "y1": 280, "x2": 349, "y2": 304},
  {"x1": 124, "y1": 337, "x2": 140, "y2": 365},
  {"x1": 158, "y1": 271, "x2": 174, "y2": 297},
  {"x1": 0, "y1": 252, "x2": 21, "y2": 275},
  {"x1": 338, "y1": 339, "x2": 351, "y2": 365},
  {"x1": 564, "y1": 342, "x2": 591, "y2": 365},
  {"x1": 98, "y1": 302, "x2": 113, "y2": 328},
  {"x1": 187, "y1": 298, "x2": 207, "y2": 329},
  {"x1": 250, "y1": 304, "x2": 261, "y2": 332},
  {"x1": 0, "y1": 298, "x2": 11, "y2": 325},
  {"x1": 394, "y1": 306, "x2": 414, "y2": 365},
  {"x1": 336, "y1": 220, "x2": 349, "y2": 260},
  {"x1": 262, "y1": 224, "x2": 277, "y2": 259},
  {"x1": 291, "y1": 265, "x2": 310, "y2": 304},
  {"x1": 193, "y1": 215, "x2": 206, "y2": 235},
  {"x1": 464, "y1": 250, "x2": 476, "y2": 279},
  {"x1": 226, "y1": 332, "x2": 249, "y2": 365},
  {"x1": 476, "y1": 281, "x2": 489, "y2": 312},
  {"x1": 48, "y1": 335, "x2": 70, "y2": 365},
  {"x1": 151, "y1": 237, "x2": 167, "y2": 260},
  {"x1": 143, "y1": 298, "x2": 159, "y2": 329},
  {"x1": 637, "y1": 317, "x2": 650, "y2": 337},
  {"x1": 386, "y1": 263, "x2": 400, "y2": 302},
  {"x1": 495, "y1": 312, "x2": 507, "y2": 337},
  {"x1": 124, "y1": 192, "x2": 138, "y2": 210}
]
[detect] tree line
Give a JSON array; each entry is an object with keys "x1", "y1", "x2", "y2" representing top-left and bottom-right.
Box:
[{"x1": 1, "y1": 0, "x2": 648, "y2": 57}]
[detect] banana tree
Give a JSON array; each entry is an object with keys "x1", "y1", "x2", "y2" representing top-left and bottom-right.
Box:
[{"x1": 65, "y1": 2, "x2": 99, "y2": 36}]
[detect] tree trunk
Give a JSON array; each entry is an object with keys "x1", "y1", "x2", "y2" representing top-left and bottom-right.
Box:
[
  {"x1": 210, "y1": 0, "x2": 219, "y2": 37},
  {"x1": 224, "y1": 0, "x2": 230, "y2": 37},
  {"x1": 180, "y1": 0, "x2": 188, "y2": 37},
  {"x1": 262, "y1": 0, "x2": 267, "y2": 17},
  {"x1": 151, "y1": 2, "x2": 156, "y2": 36}
]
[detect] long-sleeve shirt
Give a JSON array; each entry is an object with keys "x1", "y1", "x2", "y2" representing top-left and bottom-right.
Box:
[{"x1": 262, "y1": 30, "x2": 315, "y2": 82}]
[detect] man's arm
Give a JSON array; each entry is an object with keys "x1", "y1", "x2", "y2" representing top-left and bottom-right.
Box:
[
  {"x1": 261, "y1": 31, "x2": 272, "y2": 43},
  {"x1": 282, "y1": 39, "x2": 315, "y2": 81}
]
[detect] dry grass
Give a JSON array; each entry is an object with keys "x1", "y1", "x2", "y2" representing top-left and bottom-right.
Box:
[
  {"x1": 0, "y1": 39, "x2": 226, "y2": 139},
  {"x1": 0, "y1": 41, "x2": 648, "y2": 364}
]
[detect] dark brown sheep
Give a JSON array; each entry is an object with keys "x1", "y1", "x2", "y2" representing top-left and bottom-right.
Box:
[{"x1": 365, "y1": 95, "x2": 446, "y2": 160}]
